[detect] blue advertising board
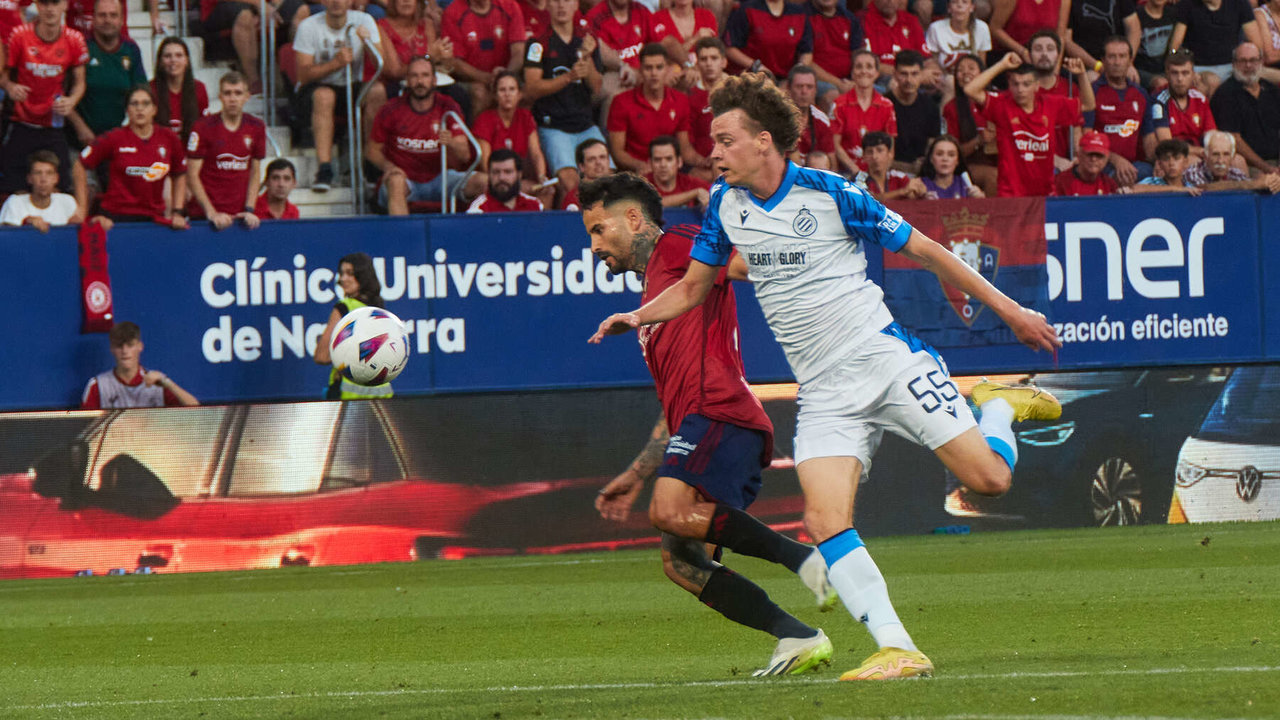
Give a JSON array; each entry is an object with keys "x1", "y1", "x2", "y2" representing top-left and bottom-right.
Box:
[{"x1": 1, "y1": 193, "x2": 1274, "y2": 410}]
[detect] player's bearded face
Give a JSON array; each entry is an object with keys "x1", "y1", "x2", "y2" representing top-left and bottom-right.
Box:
[{"x1": 582, "y1": 204, "x2": 634, "y2": 275}]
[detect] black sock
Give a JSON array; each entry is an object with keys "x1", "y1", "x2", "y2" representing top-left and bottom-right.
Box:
[
  {"x1": 698, "y1": 567, "x2": 816, "y2": 640},
  {"x1": 704, "y1": 504, "x2": 812, "y2": 573}
]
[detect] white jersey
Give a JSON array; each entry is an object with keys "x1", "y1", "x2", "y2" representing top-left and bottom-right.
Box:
[{"x1": 691, "y1": 163, "x2": 913, "y2": 384}]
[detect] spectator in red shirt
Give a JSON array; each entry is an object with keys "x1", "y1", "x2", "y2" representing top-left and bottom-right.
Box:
[
  {"x1": 607, "y1": 43, "x2": 695, "y2": 173},
  {"x1": 724, "y1": 0, "x2": 814, "y2": 78},
  {"x1": 254, "y1": 158, "x2": 302, "y2": 219},
  {"x1": 151, "y1": 38, "x2": 210, "y2": 147},
  {"x1": 442, "y1": 0, "x2": 526, "y2": 112},
  {"x1": 467, "y1": 148, "x2": 545, "y2": 212},
  {"x1": 560, "y1": 137, "x2": 612, "y2": 210},
  {"x1": 186, "y1": 72, "x2": 267, "y2": 230},
  {"x1": 989, "y1": 0, "x2": 1067, "y2": 63},
  {"x1": 806, "y1": 0, "x2": 863, "y2": 104},
  {"x1": 652, "y1": 0, "x2": 717, "y2": 67},
  {"x1": 785, "y1": 65, "x2": 836, "y2": 166},
  {"x1": 1154, "y1": 49, "x2": 1216, "y2": 164},
  {"x1": 1054, "y1": 130, "x2": 1121, "y2": 195},
  {"x1": 81, "y1": 322, "x2": 199, "y2": 410},
  {"x1": 587, "y1": 0, "x2": 653, "y2": 92},
  {"x1": 861, "y1": 0, "x2": 927, "y2": 74},
  {"x1": 80, "y1": 85, "x2": 188, "y2": 229},
  {"x1": 0, "y1": 0, "x2": 31, "y2": 45},
  {"x1": 66, "y1": 0, "x2": 161, "y2": 39},
  {"x1": 472, "y1": 69, "x2": 554, "y2": 208},
  {"x1": 685, "y1": 37, "x2": 727, "y2": 180},
  {"x1": 644, "y1": 135, "x2": 710, "y2": 208},
  {"x1": 368, "y1": 56, "x2": 483, "y2": 214},
  {"x1": 832, "y1": 49, "x2": 897, "y2": 175},
  {"x1": 0, "y1": 0, "x2": 88, "y2": 195},
  {"x1": 1091, "y1": 36, "x2": 1162, "y2": 185},
  {"x1": 965, "y1": 52, "x2": 1094, "y2": 196},
  {"x1": 853, "y1": 130, "x2": 926, "y2": 199}
]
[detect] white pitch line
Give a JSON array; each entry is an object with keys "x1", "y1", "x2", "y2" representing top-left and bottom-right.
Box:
[{"x1": 3, "y1": 665, "x2": 1276, "y2": 714}]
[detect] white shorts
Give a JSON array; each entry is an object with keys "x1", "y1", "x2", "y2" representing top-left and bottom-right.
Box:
[{"x1": 793, "y1": 324, "x2": 977, "y2": 478}]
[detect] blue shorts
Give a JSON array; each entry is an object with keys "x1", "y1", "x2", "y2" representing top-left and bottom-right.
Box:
[
  {"x1": 377, "y1": 170, "x2": 469, "y2": 208},
  {"x1": 659, "y1": 414, "x2": 765, "y2": 510},
  {"x1": 538, "y1": 125, "x2": 608, "y2": 173}
]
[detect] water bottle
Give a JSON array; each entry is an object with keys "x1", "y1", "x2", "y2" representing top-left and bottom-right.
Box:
[{"x1": 51, "y1": 93, "x2": 64, "y2": 128}]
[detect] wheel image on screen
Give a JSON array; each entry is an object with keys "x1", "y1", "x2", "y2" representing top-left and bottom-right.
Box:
[{"x1": 330, "y1": 306, "x2": 411, "y2": 386}]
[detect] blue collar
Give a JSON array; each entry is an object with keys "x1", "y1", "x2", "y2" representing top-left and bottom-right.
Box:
[{"x1": 745, "y1": 161, "x2": 800, "y2": 212}]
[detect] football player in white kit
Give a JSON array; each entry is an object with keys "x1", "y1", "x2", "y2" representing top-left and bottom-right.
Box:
[{"x1": 590, "y1": 73, "x2": 1063, "y2": 681}]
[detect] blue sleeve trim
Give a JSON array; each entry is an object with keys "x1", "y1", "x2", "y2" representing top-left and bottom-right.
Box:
[{"x1": 690, "y1": 180, "x2": 732, "y2": 266}]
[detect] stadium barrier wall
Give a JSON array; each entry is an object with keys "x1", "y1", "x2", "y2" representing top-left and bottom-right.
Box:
[
  {"x1": 2, "y1": 193, "x2": 1276, "y2": 410},
  {"x1": 2, "y1": 363, "x2": 1276, "y2": 579}
]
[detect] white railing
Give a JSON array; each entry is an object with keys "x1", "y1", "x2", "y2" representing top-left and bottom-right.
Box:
[
  {"x1": 343, "y1": 25, "x2": 384, "y2": 215},
  {"x1": 439, "y1": 110, "x2": 480, "y2": 214}
]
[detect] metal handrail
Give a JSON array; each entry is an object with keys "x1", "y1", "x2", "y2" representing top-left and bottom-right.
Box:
[
  {"x1": 259, "y1": 0, "x2": 277, "y2": 126},
  {"x1": 341, "y1": 26, "x2": 383, "y2": 216},
  {"x1": 174, "y1": 0, "x2": 187, "y2": 38},
  {"x1": 439, "y1": 110, "x2": 480, "y2": 214}
]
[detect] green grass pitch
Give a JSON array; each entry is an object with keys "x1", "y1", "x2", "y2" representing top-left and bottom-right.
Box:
[{"x1": 1, "y1": 523, "x2": 1277, "y2": 719}]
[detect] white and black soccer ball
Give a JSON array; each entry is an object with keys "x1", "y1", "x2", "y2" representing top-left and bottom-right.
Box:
[{"x1": 330, "y1": 306, "x2": 410, "y2": 386}]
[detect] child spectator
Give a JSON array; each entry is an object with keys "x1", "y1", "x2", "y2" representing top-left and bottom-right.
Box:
[
  {"x1": 1131, "y1": 138, "x2": 1203, "y2": 194},
  {"x1": 81, "y1": 322, "x2": 199, "y2": 409},
  {"x1": 0, "y1": 151, "x2": 82, "y2": 229},
  {"x1": 926, "y1": 0, "x2": 991, "y2": 70},
  {"x1": 853, "y1": 131, "x2": 926, "y2": 200}
]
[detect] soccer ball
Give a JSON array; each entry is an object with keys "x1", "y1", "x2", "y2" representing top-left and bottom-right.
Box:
[{"x1": 330, "y1": 306, "x2": 410, "y2": 386}]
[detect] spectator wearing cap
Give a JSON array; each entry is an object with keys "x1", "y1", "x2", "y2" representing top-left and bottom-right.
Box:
[
  {"x1": 1055, "y1": 131, "x2": 1121, "y2": 195},
  {"x1": 1184, "y1": 130, "x2": 1280, "y2": 192},
  {"x1": 1209, "y1": 43, "x2": 1280, "y2": 174},
  {"x1": 467, "y1": 149, "x2": 545, "y2": 212},
  {"x1": 1091, "y1": 36, "x2": 1163, "y2": 186}
]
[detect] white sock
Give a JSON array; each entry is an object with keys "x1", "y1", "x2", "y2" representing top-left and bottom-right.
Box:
[
  {"x1": 978, "y1": 397, "x2": 1018, "y2": 468},
  {"x1": 827, "y1": 546, "x2": 917, "y2": 651}
]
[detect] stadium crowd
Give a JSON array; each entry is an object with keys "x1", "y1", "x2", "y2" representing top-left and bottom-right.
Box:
[{"x1": 0, "y1": 0, "x2": 1278, "y2": 228}]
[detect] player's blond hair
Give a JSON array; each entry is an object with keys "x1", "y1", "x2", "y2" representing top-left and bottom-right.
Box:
[{"x1": 709, "y1": 72, "x2": 803, "y2": 155}]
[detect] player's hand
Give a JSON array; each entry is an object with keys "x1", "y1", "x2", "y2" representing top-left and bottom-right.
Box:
[
  {"x1": 595, "y1": 471, "x2": 644, "y2": 522},
  {"x1": 8, "y1": 83, "x2": 30, "y2": 102},
  {"x1": 209, "y1": 211, "x2": 234, "y2": 230},
  {"x1": 1006, "y1": 306, "x2": 1061, "y2": 352},
  {"x1": 588, "y1": 312, "x2": 641, "y2": 343},
  {"x1": 237, "y1": 211, "x2": 261, "y2": 229},
  {"x1": 1063, "y1": 57, "x2": 1086, "y2": 76},
  {"x1": 142, "y1": 371, "x2": 167, "y2": 386}
]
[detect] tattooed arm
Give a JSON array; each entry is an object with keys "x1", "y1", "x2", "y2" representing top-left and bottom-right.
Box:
[{"x1": 595, "y1": 415, "x2": 669, "y2": 521}]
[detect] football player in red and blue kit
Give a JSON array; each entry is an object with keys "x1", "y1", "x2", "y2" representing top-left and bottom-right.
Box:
[{"x1": 582, "y1": 173, "x2": 837, "y2": 678}]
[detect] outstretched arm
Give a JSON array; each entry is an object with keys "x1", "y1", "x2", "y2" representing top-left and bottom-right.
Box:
[
  {"x1": 588, "y1": 260, "x2": 720, "y2": 342},
  {"x1": 897, "y1": 229, "x2": 1061, "y2": 351},
  {"x1": 596, "y1": 415, "x2": 669, "y2": 521}
]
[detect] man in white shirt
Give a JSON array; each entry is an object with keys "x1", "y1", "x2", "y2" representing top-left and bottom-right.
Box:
[
  {"x1": 0, "y1": 150, "x2": 81, "y2": 231},
  {"x1": 293, "y1": 0, "x2": 384, "y2": 192}
]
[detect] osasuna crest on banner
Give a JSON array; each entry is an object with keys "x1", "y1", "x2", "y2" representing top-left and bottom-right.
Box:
[
  {"x1": 939, "y1": 208, "x2": 998, "y2": 326},
  {"x1": 880, "y1": 197, "x2": 1049, "y2": 348}
]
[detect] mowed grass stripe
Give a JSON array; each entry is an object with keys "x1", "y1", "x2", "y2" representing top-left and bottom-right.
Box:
[{"x1": 0, "y1": 523, "x2": 1277, "y2": 719}]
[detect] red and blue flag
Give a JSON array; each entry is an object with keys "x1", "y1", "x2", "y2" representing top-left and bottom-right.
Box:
[{"x1": 881, "y1": 197, "x2": 1050, "y2": 348}]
